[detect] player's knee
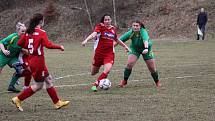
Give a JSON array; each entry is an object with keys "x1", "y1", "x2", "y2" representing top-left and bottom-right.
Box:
[
  {"x1": 91, "y1": 70, "x2": 99, "y2": 75},
  {"x1": 45, "y1": 75, "x2": 53, "y2": 88},
  {"x1": 149, "y1": 69, "x2": 156, "y2": 73},
  {"x1": 31, "y1": 83, "x2": 43, "y2": 91},
  {"x1": 126, "y1": 63, "x2": 134, "y2": 69},
  {"x1": 12, "y1": 62, "x2": 24, "y2": 76}
]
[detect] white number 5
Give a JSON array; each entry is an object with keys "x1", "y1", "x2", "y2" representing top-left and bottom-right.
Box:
[{"x1": 28, "y1": 39, "x2": 34, "y2": 54}]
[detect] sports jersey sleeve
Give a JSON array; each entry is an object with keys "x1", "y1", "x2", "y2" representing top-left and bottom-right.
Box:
[
  {"x1": 140, "y1": 28, "x2": 149, "y2": 42},
  {"x1": 0, "y1": 33, "x2": 15, "y2": 46},
  {"x1": 42, "y1": 32, "x2": 61, "y2": 49},
  {"x1": 119, "y1": 29, "x2": 133, "y2": 42},
  {"x1": 94, "y1": 24, "x2": 102, "y2": 33}
]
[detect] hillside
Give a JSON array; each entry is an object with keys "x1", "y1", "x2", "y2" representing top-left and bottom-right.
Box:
[{"x1": 0, "y1": 0, "x2": 214, "y2": 41}]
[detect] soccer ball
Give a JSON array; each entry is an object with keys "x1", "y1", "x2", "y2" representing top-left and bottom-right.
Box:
[{"x1": 99, "y1": 78, "x2": 111, "y2": 90}]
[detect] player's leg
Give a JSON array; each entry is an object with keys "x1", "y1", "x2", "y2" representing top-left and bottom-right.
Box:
[
  {"x1": 22, "y1": 66, "x2": 32, "y2": 90},
  {"x1": 12, "y1": 81, "x2": 43, "y2": 111},
  {"x1": 91, "y1": 65, "x2": 100, "y2": 76},
  {"x1": 98, "y1": 63, "x2": 112, "y2": 81},
  {"x1": 21, "y1": 56, "x2": 32, "y2": 89},
  {"x1": 44, "y1": 73, "x2": 70, "y2": 109},
  {"x1": 143, "y1": 47, "x2": 161, "y2": 87},
  {"x1": 8, "y1": 72, "x2": 21, "y2": 93},
  {"x1": 145, "y1": 59, "x2": 161, "y2": 87},
  {"x1": 91, "y1": 53, "x2": 114, "y2": 91},
  {"x1": 91, "y1": 53, "x2": 101, "y2": 76},
  {"x1": 8, "y1": 59, "x2": 23, "y2": 92},
  {"x1": 119, "y1": 53, "x2": 139, "y2": 87},
  {"x1": 11, "y1": 60, "x2": 44, "y2": 111}
]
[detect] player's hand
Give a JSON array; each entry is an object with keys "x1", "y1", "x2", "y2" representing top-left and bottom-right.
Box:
[
  {"x1": 21, "y1": 48, "x2": 29, "y2": 55},
  {"x1": 60, "y1": 45, "x2": 64, "y2": 51},
  {"x1": 81, "y1": 40, "x2": 88, "y2": 46},
  {"x1": 2, "y1": 50, "x2": 10, "y2": 56},
  {"x1": 142, "y1": 48, "x2": 148, "y2": 54}
]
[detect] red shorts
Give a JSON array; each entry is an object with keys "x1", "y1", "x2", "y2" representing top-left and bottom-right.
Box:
[
  {"x1": 28, "y1": 56, "x2": 49, "y2": 82},
  {"x1": 92, "y1": 52, "x2": 114, "y2": 67}
]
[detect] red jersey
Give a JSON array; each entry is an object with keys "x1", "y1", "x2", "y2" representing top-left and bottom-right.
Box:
[
  {"x1": 94, "y1": 23, "x2": 117, "y2": 55},
  {"x1": 17, "y1": 27, "x2": 61, "y2": 56}
]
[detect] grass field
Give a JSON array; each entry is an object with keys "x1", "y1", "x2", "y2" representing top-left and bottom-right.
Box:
[{"x1": 0, "y1": 39, "x2": 215, "y2": 121}]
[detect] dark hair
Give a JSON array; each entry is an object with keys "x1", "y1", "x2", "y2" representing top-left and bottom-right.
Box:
[
  {"x1": 26, "y1": 13, "x2": 44, "y2": 34},
  {"x1": 133, "y1": 20, "x2": 145, "y2": 29},
  {"x1": 100, "y1": 13, "x2": 111, "y2": 23}
]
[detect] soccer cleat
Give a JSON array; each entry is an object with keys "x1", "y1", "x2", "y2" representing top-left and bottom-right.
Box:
[
  {"x1": 8, "y1": 86, "x2": 20, "y2": 93},
  {"x1": 91, "y1": 86, "x2": 97, "y2": 92},
  {"x1": 12, "y1": 97, "x2": 23, "y2": 112},
  {"x1": 54, "y1": 100, "x2": 70, "y2": 109},
  {"x1": 155, "y1": 80, "x2": 161, "y2": 88},
  {"x1": 118, "y1": 80, "x2": 127, "y2": 87}
]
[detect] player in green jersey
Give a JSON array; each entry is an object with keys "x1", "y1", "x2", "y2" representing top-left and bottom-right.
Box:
[
  {"x1": 0, "y1": 22, "x2": 27, "y2": 92},
  {"x1": 117, "y1": 20, "x2": 161, "y2": 88}
]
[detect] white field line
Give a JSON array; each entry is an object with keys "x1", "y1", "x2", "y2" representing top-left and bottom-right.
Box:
[
  {"x1": 54, "y1": 73, "x2": 215, "y2": 88},
  {"x1": 0, "y1": 73, "x2": 214, "y2": 94},
  {"x1": 0, "y1": 63, "x2": 214, "y2": 93},
  {"x1": 53, "y1": 62, "x2": 215, "y2": 80}
]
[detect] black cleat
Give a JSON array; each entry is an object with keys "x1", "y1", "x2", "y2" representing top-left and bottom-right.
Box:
[{"x1": 8, "y1": 86, "x2": 20, "y2": 93}]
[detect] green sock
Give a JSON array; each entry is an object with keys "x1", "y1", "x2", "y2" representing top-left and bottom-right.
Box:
[
  {"x1": 151, "y1": 71, "x2": 159, "y2": 83},
  {"x1": 9, "y1": 74, "x2": 19, "y2": 87},
  {"x1": 124, "y1": 68, "x2": 132, "y2": 81}
]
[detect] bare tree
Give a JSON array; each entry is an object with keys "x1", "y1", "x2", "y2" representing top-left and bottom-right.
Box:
[
  {"x1": 84, "y1": 0, "x2": 93, "y2": 30},
  {"x1": 112, "y1": 0, "x2": 117, "y2": 27}
]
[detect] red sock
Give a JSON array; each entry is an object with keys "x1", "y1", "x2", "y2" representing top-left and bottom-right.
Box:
[
  {"x1": 97, "y1": 72, "x2": 108, "y2": 83},
  {"x1": 24, "y1": 75, "x2": 32, "y2": 87},
  {"x1": 18, "y1": 86, "x2": 35, "y2": 101},
  {"x1": 46, "y1": 87, "x2": 59, "y2": 104}
]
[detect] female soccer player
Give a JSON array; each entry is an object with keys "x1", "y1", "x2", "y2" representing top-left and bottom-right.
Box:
[
  {"x1": 81, "y1": 14, "x2": 130, "y2": 91},
  {"x1": 12, "y1": 13, "x2": 69, "y2": 111},
  {"x1": 117, "y1": 20, "x2": 161, "y2": 88},
  {"x1": 0, "y1": 22, "x2": 28, "y2": 92}
]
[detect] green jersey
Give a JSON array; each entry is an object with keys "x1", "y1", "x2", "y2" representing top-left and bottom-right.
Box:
[
  {"x1": 119, "y1": 28, "x2": 152, "y2": 53},
  {"x1": 0, "y1": 33, "x2": 21, "y2": 58},
  {"x1": 119, "y1": 28, "x2": 154, "y2": 60}
]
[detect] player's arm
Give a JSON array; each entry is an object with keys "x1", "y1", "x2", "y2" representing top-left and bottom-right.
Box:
[
  {"x1": 115, "y1": 39, "x2": 131, "y2": 52},
  {"x1": 0, "y1": 43, "x2": 10, "y2": 56},
  {"x1": 140, "y1": 28, "x2": 149, "y2": 54},
  {"x1": 0, "y1": 34, "x2": 15, "y2": 56},
  {"x1": 43, "y1": 32, "x2": 64, "y2": 51},
  {"x1": 82, "y1": 24, "x2": 102, "y2": 46},
  {"x1": 81, "y1": 32, "x2": 97, "y2": 46},
  {"x1": 114, "y1": 29, "x2": 132, "y2": 47}
]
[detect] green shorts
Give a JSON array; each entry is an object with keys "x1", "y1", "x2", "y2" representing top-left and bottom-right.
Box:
[
  {"x1": 0, "y1": 54, "x2": 18, "y2": 68},
  {"x1": 128, "y1": 45, "x2": 154, "y2": 60}
]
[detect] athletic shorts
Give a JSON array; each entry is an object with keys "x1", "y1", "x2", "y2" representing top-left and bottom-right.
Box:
[
  {"x1": 128, "y1": 45, "x2": 154, "y2": 60},
  {"x1": 92, "y1": 52, "x2": 115, "y2": 67},
  {"x1": 0, "y1": 54, "x2": 18, "y2": 68},
  {"x1": 28, "y1": 56, "x2": 49, "y2": 82}
]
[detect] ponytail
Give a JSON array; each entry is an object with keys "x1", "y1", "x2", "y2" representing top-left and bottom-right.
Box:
[{"x1": 26, "y1": 13, "x2": 44, "y2": 34}]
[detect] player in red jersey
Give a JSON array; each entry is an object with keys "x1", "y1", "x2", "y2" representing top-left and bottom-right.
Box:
[
  {"x1": 12, "y1": 13, "x2": 69, "y2": 111},
  {"x1": 82, "y1": 14, "x2": 130, "y2": 91}
]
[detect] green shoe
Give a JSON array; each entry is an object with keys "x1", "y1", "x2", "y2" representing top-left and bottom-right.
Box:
[{"x1": 91, "y1": 86, "x2": 97, "y2": 92}]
